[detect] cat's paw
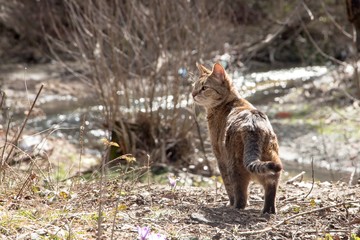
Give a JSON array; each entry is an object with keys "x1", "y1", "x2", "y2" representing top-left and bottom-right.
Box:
[
  {"x1": 226, "y1": 201, "x2": 233, "y2": 207},
  {"x1": 233, "y1": 201, "x2": 247, "y2": 209},
  {"x1": 262, "y1": 206, "x2": 276, "y2": 214}
]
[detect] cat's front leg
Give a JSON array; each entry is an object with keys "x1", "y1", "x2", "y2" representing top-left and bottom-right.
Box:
[
  {"x1": 217, "y1": 161, "x2": 234, "y2": 206},
  {"x1": 228, "y1": 162, "x2": 250, "y2": 209}
]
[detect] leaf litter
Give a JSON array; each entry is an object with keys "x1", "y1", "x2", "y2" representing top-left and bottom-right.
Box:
[{"x1": 0, "y1": 175, "x2": 359, "y2": 239}]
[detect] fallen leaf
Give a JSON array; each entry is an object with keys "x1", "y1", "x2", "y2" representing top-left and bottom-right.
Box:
[
  {"x1": 59, "y1": 191, "x2": 71, "y2": 199},
  {"x1": 31, "y1": 186, "x2": 41, "y2": 194},
  {"x1": 118, "y1": 204, "x2": 127, "y2": 211}
]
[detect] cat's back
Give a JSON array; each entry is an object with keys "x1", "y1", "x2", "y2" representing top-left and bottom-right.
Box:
[
  {"x1": 225, "y1": 100, "x2": 278, "y2": 155},
  {"x1": 227, "y1": 106, "x2": 274, "y2": 134}
]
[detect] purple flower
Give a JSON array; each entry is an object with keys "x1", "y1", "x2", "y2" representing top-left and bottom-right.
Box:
[
  {"x1": 148, "y1": 233, "x2": 166, "y2": 240},
  {"x1": 168, "y1": 175, "x2": 179, "y2": 190},
  {"x1": 137, "y1": 226, "x2": 150, "y2": 240}
]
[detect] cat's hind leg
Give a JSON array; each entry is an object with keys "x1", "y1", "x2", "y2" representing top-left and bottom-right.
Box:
[{"x1": 262, "y1": 175, "x2": 280, "y2": 214}]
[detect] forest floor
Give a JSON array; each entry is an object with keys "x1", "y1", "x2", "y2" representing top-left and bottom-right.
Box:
[{"x1": 0, "y1": 175, "x2": 359, "y2": 240}]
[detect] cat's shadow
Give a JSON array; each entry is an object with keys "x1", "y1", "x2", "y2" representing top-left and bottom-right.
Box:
[{"x1": 190, "y1": 205, "x2": 271, "y2": 228}]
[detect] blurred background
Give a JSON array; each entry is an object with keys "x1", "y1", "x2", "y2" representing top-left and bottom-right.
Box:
[{"x1": 0, "y1": 0, "x2": 359, "y2": 185}]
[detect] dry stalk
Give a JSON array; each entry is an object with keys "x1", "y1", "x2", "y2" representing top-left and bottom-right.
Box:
[
  {"x1": 0, "y1": 91, "x2": 5, "y2": 109},
  {"x1": 193, "y1": 110, "x2": 212, "y2": 176},
  {"x1": 236, "y1": 200, "x2": 360, "y2": 236},
  {"x1": 147, "y1": 154, "x2": 151, "y2": 190},
  {"x1": 299, "y1": 8, "x2": 346, "y2": 66},
  {"x1": 0, "y1": 115, "x2": 12, "y2": 172},
  {"x1": 15, "y1": 172, "x2": 36, "y2": 200},
  {"x1": 303, "y1": 157, "x2": 315, "y2": 199},
  {"x1": 320, "y1": 0, "x2": 352, "y2": 39},
  {"x1": 348, "y1": 168, "x2": 356, "y2": 187},
  {"x1": 78, "y1": 115, "x2": 86, "y2": 176},
  {"x1": 285, "y1": 171, "x2": 306, "y2": 184},
  {"x1": 3, "y1": 84, "x2": 44, "y2": 166},
  {"x1": 330, "y1": 104, "x2": 360, "y2": 122},
  {"x1": 97, "y1": 149, "x2": 108, "y2": 239},
  {"x1": 2, "y1": 141, "x2": 51, "y2": 191},
  {"x1": 110, "y1": 179, "x2": 126, "y2": 240}
]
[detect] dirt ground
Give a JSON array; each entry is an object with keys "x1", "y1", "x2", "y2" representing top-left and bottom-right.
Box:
[{"x1": 0, "y1": 175, "x2": 359, "y2": 240}]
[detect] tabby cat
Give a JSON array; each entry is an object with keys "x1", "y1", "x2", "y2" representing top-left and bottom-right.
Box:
[{"x1": 192, "y1": 63, "x2": 282, "y2": 214}]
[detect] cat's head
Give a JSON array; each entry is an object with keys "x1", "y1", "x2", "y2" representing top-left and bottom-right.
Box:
[{"x1": 192, "y1": 62, "x2": 237, "y2": 108}]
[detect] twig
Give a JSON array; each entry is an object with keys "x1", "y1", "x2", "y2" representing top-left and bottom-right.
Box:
[
  {"x1": 67, "y1": 220, "x2": 73, "y2": 240},
  {"x1": 338, "y1": 84, "x2": 360, "y2": 103},
  {"x1": 301, "y1": 0, "x2": 314, "y2": 20},
  {"x1": 301, "y1": 229, "x2": 352, "y2": 234},
  {"x1": 2, "y1": 142, "x2": 49, "y2": 182},
  {"x1": 240, "y1": 0, "x2": 303, "y2": 62},
  {"x1": 0, "y1": 90, "x2": 5, "y2": 109},
  {"x1": 304, "y1": 157, "x2": 315, "y2": 199},
  {"x1": 317, "y1": 110, "x2": 335, "y2": 180},
  {"x1": 348, "y1": 168, "x2": 356, "y2": 187},
  {"x1": 0, "y1": 115, "x2": 12, "y2": 167},
  {"x1": 320, "y1": 0, "x2": 352, "y2": 39},
  {"x1": 3, "y1": 84, "x2": 44, "y2": 164},
  {"x1": 330, "y1": 103, "x2": 360, "y2": 122},
  {"x1": 15, "y1": 172, "x2": 36, "y2": 199},
  {"x1": 78, "y1": 115, "x2": 86, "y2": 177},
  {"x1": 193, "y1": 109, "x2": 212, "y2": 176},
  {"x1": 110, "y1": 180, "x2": 125, "y2": 240},
  {"x1": 236, "y1": 200, "x2": 359, "y2": 236},
  {"x1": 147, "y1": 154, "x2": 151, "y2": 190},
  {"x1": 285, "y1": 171, "x2": 306, "y2": 184},
  {"x1": 97, "y1": 149, "x2": 107, "y2": 240},
  {"x1": 299, "y1": 3, "x2": 346, "y2": 66}
]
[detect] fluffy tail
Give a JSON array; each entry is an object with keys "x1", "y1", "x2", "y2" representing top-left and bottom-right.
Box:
[{"x1": 243, "y1": 131, "x2": 282, "y2": 174}]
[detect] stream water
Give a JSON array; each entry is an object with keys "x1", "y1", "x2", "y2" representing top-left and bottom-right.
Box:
[{"x1": 4, "y1": 63, "x2": 358, "y2": 183}]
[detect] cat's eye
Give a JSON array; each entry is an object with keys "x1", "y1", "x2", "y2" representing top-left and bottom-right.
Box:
[{"x1": 201, "y1": 86, "x2": 208, "y2": 91}]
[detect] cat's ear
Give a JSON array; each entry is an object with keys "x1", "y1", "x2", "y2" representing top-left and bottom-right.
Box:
[
  {"x1": 210, "y1": 63, "x2": 226, "y2": 82},
  {"x1": 196, "y1": 62, "x2": 211, "y2": 75}
]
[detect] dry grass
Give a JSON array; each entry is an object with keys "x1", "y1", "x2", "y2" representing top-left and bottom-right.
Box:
[{"x1": 0, "y1": 175, "x2": 359, "y2": 239}]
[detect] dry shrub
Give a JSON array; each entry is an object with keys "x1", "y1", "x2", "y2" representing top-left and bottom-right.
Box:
[{"x1": 40, "y1": 0, "x2": 233, "y2": 171}]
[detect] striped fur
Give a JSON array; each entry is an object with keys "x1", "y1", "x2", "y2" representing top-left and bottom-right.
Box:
[
  {"x1": 237, "y1": 109, "x2": 282, "y2": 174},
  {"x1": 193, "y1": 63, "x2": 283, "y2": 214}
]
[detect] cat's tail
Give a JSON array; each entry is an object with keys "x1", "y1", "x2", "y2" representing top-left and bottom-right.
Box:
[{"x1": 243, "y1": 131, "x2": 282, "y2": 174}]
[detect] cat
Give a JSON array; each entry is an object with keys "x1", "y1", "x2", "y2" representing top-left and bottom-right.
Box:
[{"x1": 192, "y1": 62, "x2": 283, "y2": 214}]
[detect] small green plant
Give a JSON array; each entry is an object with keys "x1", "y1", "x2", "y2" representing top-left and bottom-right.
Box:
[
  {"x1": 324, "y1": 233, "x2": 333, "y2": 240},
  {"x1": 351, "y1": 233, "x2": 360, "y2": 240}
]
